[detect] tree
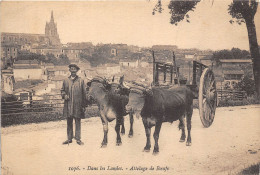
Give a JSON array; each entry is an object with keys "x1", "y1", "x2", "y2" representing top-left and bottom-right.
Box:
[
  {"x1": 153, "y1": 0, "x2": 260, "y2": 97},
  {"x1": 235, "y1": 75, "x2": 255, "y2": 96},
  {"x1": 58, "y1": 54, "x2": 70, "y2": 65},
  {"x1": 212, "y1": 48, "x2": 250, "y2": 65},
  {"x1": 16, "y1": 51, "x2": 46, "y2": 62}
]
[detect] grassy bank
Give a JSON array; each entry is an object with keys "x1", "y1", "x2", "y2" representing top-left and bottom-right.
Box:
[{"x1": 1, "y1": 106, "x2": 100, "y2": 127}]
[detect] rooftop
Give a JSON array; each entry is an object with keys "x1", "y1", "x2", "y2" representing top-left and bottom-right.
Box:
[
  {"x1": 223, "y1": 70, "x2": 244, "y2": 74},
  {"x1": 14, "y1": 60, "x2": 39, "y2": 65},
  {"x1": 220, "y1": 59, "x2": 252, "y2": 63},
  {"x1": 13, "y1": 65, "x2": 41, "y2": 69},
  {"x1": 47, "y1": 66, "x2": 69, "y2": 71}
]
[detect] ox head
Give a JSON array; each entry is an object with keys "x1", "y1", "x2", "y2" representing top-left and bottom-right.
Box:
[
  {"x1": 86, "y1": 76, "x2": 111, "y2": 104},
  {"x1": 123, "y1": 82, "x2": 152, "y2": 117},
  {"x1": 107, "y1": 75, "x2": 130, "y2": 96}
]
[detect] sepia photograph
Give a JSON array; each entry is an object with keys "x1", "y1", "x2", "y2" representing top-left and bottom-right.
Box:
[{"x1": 1, "y1": 0, "x2": 260, "y2": 174}]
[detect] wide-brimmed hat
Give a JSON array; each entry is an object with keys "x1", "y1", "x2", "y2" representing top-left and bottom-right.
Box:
[{"x1": 68, "y1": 64, "x2": 80, "y2": 71}]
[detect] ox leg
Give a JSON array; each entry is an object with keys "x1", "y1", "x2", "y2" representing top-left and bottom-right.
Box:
[
  {"x1": 115, "y1": 118, "x2": 122, "y2": 146},
  {"x1": 128, "y1": 113, "x2": 134, "y2": 138},
  {"x1": 142, "y1": 118, "x2": 151, "y2": 152},
  {"x1": 153, "y1": 122, "x2": 162, "y2": 154},
  {"x1": 186, "y1": 106, "x2": 193, "y2": 146},
  {"x1": 179, "y1": 115, "x2": 186, "y2": 142},
  {"x1": 100, "y1": 113, "x2": 108, "y2": 148},
  {"x1": 120, "y1": 117, "x2": 125, "y2": 135},
  {"x1": 101, "y1": 123, "x2": 108, "y2": 147}
]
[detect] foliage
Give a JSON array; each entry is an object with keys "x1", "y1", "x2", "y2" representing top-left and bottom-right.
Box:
[
  {"x1": 217, "y1": 96, "x2": 259, "y2": 107},
  {"x1": 228, "y1": 0, "x2": 258, "y2": 24},
  {"x1": 212, "y1": 48, "x2": 250, "y2": 65},
  {"x1": 16, "y1": 51, "x2": 70, "y2": 65},
  {"x1": 46, "y1": 53, "x2": 70, "y2": 65},
  {"x1": 79, "y1": 53, "x2": 117, "y2": 67},
  {"x1": 153, "y1": 0, "x2": 200, "y2": 25},
  {"x1": 234, "y1": 75, "x2": 256, "y2": 96},
  {"x1": 1, "y1": 93, "x2": 23, "y2": 115},
  {"x1": 58, "y1": 54, "x2": 70, "y2": 65},
  {"x1": 1, "y1": 106, "x2": 100, "y2": 127},
  {"x1": 16, "y1": 51, "x2": 46, "y2": 62}
]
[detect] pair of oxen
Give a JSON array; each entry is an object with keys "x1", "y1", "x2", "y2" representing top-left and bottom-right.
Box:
[{"x1": 86, "y1": 76, "x2": 194, "y2": 154}]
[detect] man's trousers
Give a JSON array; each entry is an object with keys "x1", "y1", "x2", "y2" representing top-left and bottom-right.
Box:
[{"x1": 67, "y1": 117, "x2": 81, "y2": 141}]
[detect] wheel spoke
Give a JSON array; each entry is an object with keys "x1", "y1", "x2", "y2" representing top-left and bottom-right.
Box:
[{"x1": 206, "y1": 98, "x2": 214, "y2": 113}]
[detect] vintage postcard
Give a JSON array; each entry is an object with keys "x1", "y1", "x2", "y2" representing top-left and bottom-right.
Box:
[{"x1": 1, "y1": 0, "x2": 260, "y2": 175}]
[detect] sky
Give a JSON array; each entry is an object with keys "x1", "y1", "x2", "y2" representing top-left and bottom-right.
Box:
[{"x1": 0, "y1": 0, "x2": 260, "y2": 51}]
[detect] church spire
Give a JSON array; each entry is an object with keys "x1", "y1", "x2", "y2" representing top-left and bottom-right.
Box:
[
  {"x1": 45, "y1": 10, "x2": 61, "y2": 46},
  {"x1": 51, "y1": 10, "x2": 54, "y2": 22}
]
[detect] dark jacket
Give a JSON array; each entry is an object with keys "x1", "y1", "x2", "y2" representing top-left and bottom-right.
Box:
[{"x1": 61, "y1": 76, "x2": 87, "y2": 118}]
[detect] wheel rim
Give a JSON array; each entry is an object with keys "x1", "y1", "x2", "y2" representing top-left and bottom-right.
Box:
[{"x1": 199, "y1": 68, "x2": 217, "y2": 127}]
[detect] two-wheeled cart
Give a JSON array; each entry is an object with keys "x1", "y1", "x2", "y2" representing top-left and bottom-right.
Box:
[{"x1": 152, "y1": 51, "x2": 217, "y2": 127}]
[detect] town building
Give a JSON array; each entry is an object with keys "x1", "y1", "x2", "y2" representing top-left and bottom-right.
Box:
[
  {"x1": 1, "y1": 44, "x2": 18, "y2": 68},
  {"x1": 13, "y1": 60, "x2": 42, "y2": 80},
  {"x1": 219, "y1": 59, "x2": 252, "y2": 68},
  {"x1": 223, "y1": 70, "x2": 244, "y2": 89},
  {"x1": 1, "y1": 68, "x2": 15, "y2": 94},
  {"x1": 152, "y1": 45, "x2": 178, "y2": 51},
  {"x1": 119, "y1": 59, "x2": 139, "y2": 68}
]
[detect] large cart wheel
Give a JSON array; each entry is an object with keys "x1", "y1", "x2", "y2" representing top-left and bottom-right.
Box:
[{"x1": 199, "y1": 68, "x2": 217, "y2": 128}]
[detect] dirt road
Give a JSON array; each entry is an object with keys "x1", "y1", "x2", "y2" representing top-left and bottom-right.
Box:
[{"x1": 1, "y1": 105, "x2": 260, "y2": 175}]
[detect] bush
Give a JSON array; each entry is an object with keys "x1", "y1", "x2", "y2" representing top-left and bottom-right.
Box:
[
  {"x1": 217, "y1": 95, "x2": 259, "y2": 107},
  {"x1": 1, "y1": 106, "x2": 100, "y2": 127},
  {"x1": 234, "y1": 75, "x2": 255, "y2": 96},
  {"x1": 192, "y1": 95, "x2": 259, "y2": 108},
  {"x1": 1, "y1": 93, "x2": 23, "y2": 115}
]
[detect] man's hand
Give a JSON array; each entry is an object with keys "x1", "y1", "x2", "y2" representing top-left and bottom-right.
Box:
[{"x1": 82, "y1": 107, "x2": 86, "y2": 113}]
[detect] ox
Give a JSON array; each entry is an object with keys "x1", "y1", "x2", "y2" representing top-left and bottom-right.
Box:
[
  {"x1": 86, "y1": 76, "x2": 134, "y2": 147},
  {"x1": 124, "y1": 84, "x2": 194, "y2": 154}
]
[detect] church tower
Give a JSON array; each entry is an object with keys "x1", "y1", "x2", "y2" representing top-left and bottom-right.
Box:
[{"x1": 45, "y1": 11, "x2": 61, "y2": 46}]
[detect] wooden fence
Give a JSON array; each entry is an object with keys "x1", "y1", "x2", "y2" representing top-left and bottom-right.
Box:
[{"x1": 217, "y1": 89, "x2": 247, "y2": 101}]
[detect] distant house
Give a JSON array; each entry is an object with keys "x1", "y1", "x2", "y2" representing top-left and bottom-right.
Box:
[
  {"x1": 41, "y1": 63, "x2": 55, "y2": 80},
  {"x1": 184, "y1": 53, "x2": 195, "y2": 60},
  {"x1": 47, "y1": 66, "x2": 69, "y2": 79},
  {"x1": 61, "y1": 48, "x2": 82, "y2": 61},
  {"x1": 62, "y1": 42, "x2": 94, "y2": 60},
  {"x1": 119, "y1": 59, "x2": 139, "y2": 68},
  {"x1": 21, "y1": 44, "x2": 31, "y2": 51},
  {"x1": 13, "y1": 81, "x2": 55, "y2": 103},
  {"x1": 220, "y1": 59, "x2": 252, "y2": 68},
  {"x1": 14, "y1": 88, "x2": 33, "y2": 105},
  {"x1": 152, "y1": 45, "x2": 178, "y2": 51},
  {"x1": 223, "y1": 70, "x2": 244, "y2": 89},
  {"x1": 1, "y1": 44, "x2": 19, "y2": 68},
  {"x1": 31, "y1": 45, "x2": 62, "y2": 58},
  {"x1": 1, "y1": 68, "x2": 15, "y2": 94},
  {"x1": 111, "y1": 44, "x2": 128, "y2": 57},
  {"x1": 13, "y1": 60, "x2": 42, "y2": 80}
]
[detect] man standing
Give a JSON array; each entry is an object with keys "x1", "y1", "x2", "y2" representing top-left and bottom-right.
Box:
[{"x1": 61, "y1": 64, "x2": 87, "y2": 145}]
